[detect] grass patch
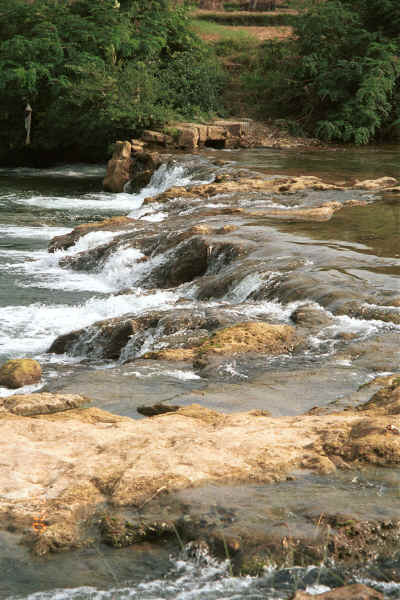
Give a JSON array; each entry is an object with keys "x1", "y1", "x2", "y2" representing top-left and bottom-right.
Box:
[
  {"x1": 191, "y1": 18, "x2": 259, "y2": 48},
  {"x1": 194, "y1": 12, "x2": 298, "y2": 26}
]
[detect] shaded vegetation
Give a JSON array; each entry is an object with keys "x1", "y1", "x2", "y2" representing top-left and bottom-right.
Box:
[
  {"x1": 244, "y1": 0, "x2": 400, "y2": 143},
  {"x1": 0, "y1": 0, "x2": 223, "y2": 164}
]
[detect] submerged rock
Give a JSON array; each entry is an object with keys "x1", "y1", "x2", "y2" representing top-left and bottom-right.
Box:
[
  {"x1": 291, "y1": 304, "x2": 333, "y2": 328},
  {"x1": 0, "y1": 358, "x2": 42, "y2": 389}
]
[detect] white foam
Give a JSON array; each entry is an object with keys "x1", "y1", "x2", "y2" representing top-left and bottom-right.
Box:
[
  {"x1": 0, "y1": 289, "x2": 178, "y2": 360},
  {"x1": 0, "y1": 226, "x2": 70, "y2": 239},
  {"x1": 15, "y1": 192, "x2": 140, "y2": 213},
  {"x1": 140, "y1": 211, "x2": 168, "y2": 222},
  {"x1": 0, "y1": 164, "x2": 105, "y2": 178},
  {"x1": 4, "y1": 232, "x2": 162, "y2": 294},
  {"x1": 123, "y1": 367, "x2": 201, "y2": 381},
  {"x1": 233, "y1": 298, "x2": 305, "y2": 322},
  {"x1": 12, "y1": 162, "x2": 208, "y2": 216},
  {"x1": 0, "y1": 382, "x2": 44, "y2": 398}
]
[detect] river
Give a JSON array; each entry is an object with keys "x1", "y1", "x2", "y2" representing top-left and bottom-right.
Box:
[{"x1": 1, "y1": 146, "x2": 400, "y2": 598}]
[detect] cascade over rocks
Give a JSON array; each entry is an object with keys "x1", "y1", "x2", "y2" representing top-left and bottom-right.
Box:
[
  {"x1": 103, "y1": 141, "x2": 164, "y2": 193},
  {"x1": 127, "y1": 150, "x2": 163, "y2": 193},
  {"x1": 56, "y1": 221, "x2": 249, "y2": 289},
  {"x1": 49, "y1": 298, "x2": 301, "y2": 366},
  {"x1": 1, "y1": 381, "x2": 400, "y2": 558},
  {"x1": 48, "y1": 216, "x2": 136, "y2": 253},
  {"x1": 49, "y1": 307, "x2": 297, "y2": 364}
]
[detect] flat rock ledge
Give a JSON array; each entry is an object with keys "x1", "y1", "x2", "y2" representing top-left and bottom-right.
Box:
[{"x1": 2, "y1": 381, "x2": 400, "y2": 560}]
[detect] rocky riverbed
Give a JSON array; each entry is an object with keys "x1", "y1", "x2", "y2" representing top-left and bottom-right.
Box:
[{"x1": 1, "y1": 147, "x2": 400, "y2": 598}]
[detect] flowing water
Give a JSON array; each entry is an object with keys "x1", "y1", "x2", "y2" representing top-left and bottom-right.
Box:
[{"x1": 1, "y1": 146, "x2": 400, "y2": 598}]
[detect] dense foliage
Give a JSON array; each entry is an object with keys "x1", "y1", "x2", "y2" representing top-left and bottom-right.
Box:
[
  {"x1": 252, "y1": 0, "x2": 400, "y2": 143},
  {"x1": 0, "y1": 0, "x2": 223, "y2": 162}
]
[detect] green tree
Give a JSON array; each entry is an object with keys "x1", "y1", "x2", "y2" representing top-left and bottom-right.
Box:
[
  {"x1": 0, "y1": 0, "x2": 222, "y2": 163},
  {"x1": 254, "y1": 0, "x2": 400, "y2": 143}
]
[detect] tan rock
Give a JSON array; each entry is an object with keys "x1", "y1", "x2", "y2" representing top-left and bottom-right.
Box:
[
  {"x1": 142, "y1": 130, "x2": 166, "y2": 145},
  {"x1": 291, "y1": 583, "x2": 384, "y2": 599},
  {"x1": 2, "y1": 385, "x2": 400, "y2": 553},
  {"x1": 178, "y1": 127, "x2": 199, "y2": 149},
  {"x1": 130, "y1": 138, "x2": 145, "y2": 153},
  {"x1": 197, "y1": 124, "x2": 208, "y2": 143},
  {"x1": 143, "y1": 176, "x2": 346, "y2": 205},
  {"x1": 0, "y1": 359, "x2": 41, "y2": 389},
  {"x1": 216, "y1": 225, "x2": 238, "y2": 234},
  {"x1": 143, "y1": 348, "x2": 195, "y2": 361},
  {"x1": 207, "y1": 125, "x2": 226, "y2": 141},
  {"x1": 214, "y1": 120, "x2": 246, "y2": 138},
  {"x1": 197, "y1": 322, "x2": 298, "y2": 357},
  {"x1": 355, "y1": 176, "x2": 397, "y2": 190},
  {"x1": 1, "y1": 392, "x2": 88, "y2": 416},
  {"x1": 248, "y1": 204, "x2": 339, "y2": 222},
  {"x1": 103, "y1": 141, "x2": 132, "y2": 193}
]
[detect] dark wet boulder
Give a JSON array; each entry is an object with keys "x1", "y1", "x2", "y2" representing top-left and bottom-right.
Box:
[
  {"x1": 58, "y1": 238, "x2": 123, "y2": 272},
  {"x1": 291, "y1": 304, "x2": 333, "y2": 328},
  {"x1": 127, "y1": 150, "x2": 163, "y2": 192},
  {"x1": 153, "y1": 236, "x2": 209, "y2": 287},
  {"x1": 48, "y1": 308, "x2": 231, "y2": 361},
  {"x1": 137, "y1": 403, "x2": 181, "y2": 417},
  {"x1": 144, "y1": 237, "x2": 248, "y2": 288},
  {"x1": 48, "y1": 317, "x2": 147, "y2": 359}
]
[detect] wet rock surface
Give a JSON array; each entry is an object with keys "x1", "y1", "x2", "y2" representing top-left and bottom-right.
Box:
[
  {"x1": 2, "y1": 382, "x2": 400, "y2": 561},
  {"x1": 3, "y1": 150, "x2": 400, "y2": 596}
]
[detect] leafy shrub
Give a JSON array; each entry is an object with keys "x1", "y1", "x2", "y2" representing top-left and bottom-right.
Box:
[
  {"x1": 0, "y1": 0, "x2": 223, "y2": 163},
  {"x1": 249, "y1": 0, "x2": 400, "y2": 143}
]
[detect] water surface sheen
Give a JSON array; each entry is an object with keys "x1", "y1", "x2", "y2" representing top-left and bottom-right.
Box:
[{"x1": 1, "y1": 147, "x2": 400, "y2": 598}]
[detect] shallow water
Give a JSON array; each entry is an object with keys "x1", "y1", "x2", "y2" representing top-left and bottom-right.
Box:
[{"x1": 1, "y1": 147, "x2": 400, "y2": 597}]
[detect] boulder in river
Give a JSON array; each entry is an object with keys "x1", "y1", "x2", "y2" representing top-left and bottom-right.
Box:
[
  {"x1": 0, "y1": 358, "x2": 42, "y2": 389},
  {"x1": 103, "y1": 140, "x2": 132, "y2": 193},
  {"x1": 127, "y1": 150, "x2": 163, "y2": 192}
]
